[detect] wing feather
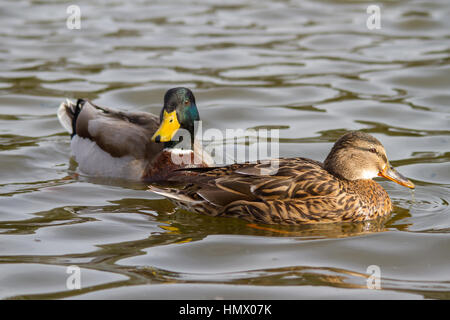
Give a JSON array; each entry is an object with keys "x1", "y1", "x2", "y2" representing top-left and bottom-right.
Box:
[{"x1": 74, "y1": 100, "x2": 162, "y2": 159}]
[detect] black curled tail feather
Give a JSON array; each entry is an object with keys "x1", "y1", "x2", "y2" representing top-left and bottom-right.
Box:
[
  {"x1": 70, "y1": 99, "x2": 85, "y2": 138},
  {"x1": 57, "y1": 98, "x2": 86, "y2": 138}
]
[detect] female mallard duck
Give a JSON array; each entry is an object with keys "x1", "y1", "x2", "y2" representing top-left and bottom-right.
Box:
[
  {"x1": 149, "y1": 131, "x2": 414, "y2": 224},
  {"x1": 57, "y1": 87, "x2": 213, "y2": 181}
]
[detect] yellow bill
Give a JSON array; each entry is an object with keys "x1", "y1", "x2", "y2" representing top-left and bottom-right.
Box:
[{"x1": 151, "y1": 110, "x2": 181, "y2": 142}]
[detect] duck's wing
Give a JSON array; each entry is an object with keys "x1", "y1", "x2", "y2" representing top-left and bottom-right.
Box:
[
  {"x1": 150, "y1": 157, "x2": 339, "y2": 206},
  {"x1": 58, "y1": 99, "x2": 163, "y2": 159},
  {"x1": 149, "y1": 158, "x2": 364, "y2": 224}
]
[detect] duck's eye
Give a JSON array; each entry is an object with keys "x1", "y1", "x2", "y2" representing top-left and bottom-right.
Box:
[
  {"x1": 369, "y1": 148, "x2": 377, "y2": 153},
  {"x1": 184, "y1": 100, "x2": 189, "y2": 105}
]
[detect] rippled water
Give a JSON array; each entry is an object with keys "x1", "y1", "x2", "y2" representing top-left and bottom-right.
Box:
[{"x1": 0, "y1": 0, "x2": 449, "y2": 299}]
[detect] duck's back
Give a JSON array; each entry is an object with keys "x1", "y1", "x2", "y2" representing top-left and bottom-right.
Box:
[{"x1": 58, "y1": 99, "x2": 163, "y2": 179}]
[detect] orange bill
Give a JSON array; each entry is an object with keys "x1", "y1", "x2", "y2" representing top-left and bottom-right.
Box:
[{"x1": 378, "y1": 165, "x2": 415, "y2": 189}]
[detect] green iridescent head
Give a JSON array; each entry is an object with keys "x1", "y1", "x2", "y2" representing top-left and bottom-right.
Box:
[{"x1": 151, "y1": 87, "x2": 200, "y2": 149}]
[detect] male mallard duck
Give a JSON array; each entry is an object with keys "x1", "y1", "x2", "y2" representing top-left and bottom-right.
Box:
[
  {"x1": 57, "y1": 87, "x2": 213, "y2": 181},
  {"x1": 149, "y1": 131, "x2": 414, "y2": 224}
]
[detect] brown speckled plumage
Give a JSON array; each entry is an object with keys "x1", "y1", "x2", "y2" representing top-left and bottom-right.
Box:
[{"x1": 149, "y1": 131, "x2": 413, "y2": 225}]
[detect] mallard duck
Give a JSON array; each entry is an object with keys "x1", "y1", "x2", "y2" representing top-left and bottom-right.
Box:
[
  {"x1": 148, "y1": 131, "x2": 414, "y2": 224},
  {"x1": 57, "y1": 87, "x2": 213, "y2": 181}
]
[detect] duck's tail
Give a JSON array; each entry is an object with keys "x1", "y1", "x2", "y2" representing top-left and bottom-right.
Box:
[
  {"x1": 57, "y1": 99, "x2": 85, "y2": 138},
  {"x1": 148, "y1": 185, "x2": 198, "y2": 203}
]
